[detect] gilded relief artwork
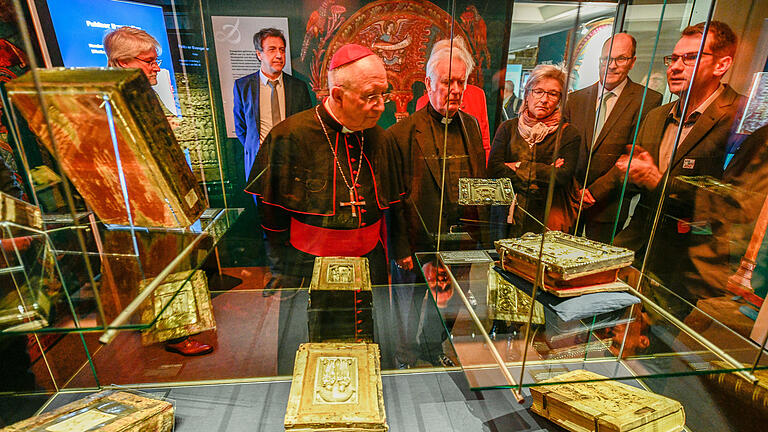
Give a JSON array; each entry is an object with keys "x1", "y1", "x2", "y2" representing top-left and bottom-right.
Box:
[
  {"x1": 488, "y1": 266, "x2": 545, "y2": 324},
  {"x1": 458, "y1": 178, "x2": 514, "y2": 205},
  {"x1": 327, "y1": 264, "x2": 355, "y2": 284},
  {"x1": 496, "y1": 231, "x2": 634, "y2": 279},
  {"x1": 314, "y1": 357, "x2": 358, "y2": 404}
]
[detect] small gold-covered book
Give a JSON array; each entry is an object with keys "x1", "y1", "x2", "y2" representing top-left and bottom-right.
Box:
[
  {"x1": 1, "y1": 390, "x2": 173, "y2": 431},
  {"x1": 309, "y1": 257, "x2": 373, "y2": 342},
  {"x1": 0, "y1": 191, "x2": 42, "y2": 229},
  {"x1": 531, "y1": 370, "x2": 685, "y2": 432},
  {"x1": 138, "y1": 270, "x2": 216, "y2": 345},
  {"x1": 458, "y1": 178, "x2": 515, "y2": 205},
  {"x1": 487, "y1": 264, "x2": 545, "y2": 324},
  {"x1": 285, "y1": 343, "x2": 388, "y2": 431},
  {"x1": 496, "y1": 231, "x2": 634, "y2": 295}
]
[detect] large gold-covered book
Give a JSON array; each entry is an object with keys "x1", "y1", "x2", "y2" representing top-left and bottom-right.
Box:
[
  {"x1": 0, "y1": 191, "x2": 42, "y2": 229},
  {"x1": 531, "y1": 370, "x2": 685, "y2": 432},
  {"x1": 308, "y1": 257, "x2": 373, "y2": 342},
  {"x1": 285, "y1": 343, "x2": 387, "y2": 431},
  {"x1": 6, "y1": 68, "x2": 207, "y2": 227},
  {"x1": 1, "y1": 390, "x2": 173, "y2": 431},
  {"x1": 458, "y1": 178, "x2": 515, "y2": 205},
  {"x1": 138, "y1": 270, "x2": 216, "y2": 345},
  {"x1": 496, "y1": 231, "x2": 634, "y2": 295}
]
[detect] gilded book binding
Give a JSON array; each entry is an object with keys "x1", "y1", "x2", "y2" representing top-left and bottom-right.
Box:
[
  {"x1": 6, "y1": 68, "x2": 207, "y2": 227},
  {"x1": 531, "y1": 370, "x2": 685, "y2": 432},
  {"x1": 285, "y1": 343, "x2": 388, "y2": 431},
  {"x1": 138, "y1": 270, "x2": 216, "y2": 345},
  {"x1": 1, "y1": 390, "x2": 173, "y2": 431},
  {"x1": 458, "y1": 178, "x2": 515, "y2": 205},
  {"x1": 0, "y1": 191, "x2": 42, "y2": 229},
  {"x1": 308, "y1": 257, "x2": 373, "y2": 342},
  {"x1": 496, "y1": 231, "x2": 634, "y2": 293},
  {"x1": 487, "y1": 263, "x2": 545, "y2": 324}
]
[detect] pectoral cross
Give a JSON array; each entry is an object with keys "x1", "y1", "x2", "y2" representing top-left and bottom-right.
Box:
[{"x1": 340, "y1": 189, "x2": 365, "y2": 217}]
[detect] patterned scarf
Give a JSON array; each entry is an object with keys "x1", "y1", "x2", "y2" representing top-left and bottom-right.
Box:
[{"x1": 517, "y1": 105, "x2": 561, "y2": 147}]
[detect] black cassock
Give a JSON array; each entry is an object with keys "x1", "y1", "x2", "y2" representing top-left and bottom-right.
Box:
[{"x1": 245, "y1": 102, "x2": 408, "y2": 371}]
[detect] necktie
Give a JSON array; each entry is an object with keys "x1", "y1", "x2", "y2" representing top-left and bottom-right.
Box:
[
  {"x1": 268, "y1": 79, "x2": 281, "y2": 128},
  {"x1": 594, "y1": 91, "x2": 615, "y2": 143}
]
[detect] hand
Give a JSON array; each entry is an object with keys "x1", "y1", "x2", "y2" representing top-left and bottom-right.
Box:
[
  {"x1": 576, "y1": 188, "x2": 596, "y2": 208},
  {"x1": 627, "y1": 151, "x2": 662, "y2": 190},
  {"x1": 552, "y1": 158, "x2": 564, "y2": 168},
  {"x1": 396, "y1": 256, "x2": 414, "y2": 271},
  {"x1": 615, "y1": 154, "x2": 630, "y2": 174},
  {"x1": 504, "y1": 161, "x2": 521, "y2": 171}
]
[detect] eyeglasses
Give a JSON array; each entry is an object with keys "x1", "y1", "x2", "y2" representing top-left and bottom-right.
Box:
[
  {"x1": 363, "y1": 92, "x2": 391, "y2": 104},
  {"x1": 530, "y1": 88, "x2": 561, "y2": 99},
  {"x1": 134, "y1": 56, "x2": 162, "y2": 67},
  {"x1": 599, "y1": 56, "x2": 633, "y2": 66},
  {"x1": 663, "y1": 52, "x2": 714, "y2": 66}
]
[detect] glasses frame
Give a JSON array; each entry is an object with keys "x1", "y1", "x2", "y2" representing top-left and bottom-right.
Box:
[{"x1": 663, "y1": 52, "x2": 715, "y2": 66}]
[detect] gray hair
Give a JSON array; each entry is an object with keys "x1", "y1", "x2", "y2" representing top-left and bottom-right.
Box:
[
  {"x1": 425, "y1": 37, "x2": 475, "y2": 89},
  {"x1": 104, "y1": 27, "x2": 160, "y2": 67},
  {"x1": 523, "y1": 64, "x2": 567, "y2": 99}
]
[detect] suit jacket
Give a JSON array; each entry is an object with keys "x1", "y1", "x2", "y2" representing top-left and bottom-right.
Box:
[
  {"x1": 616, "y1": 84, "x2": 745, "y2": 253},
  {"x1": 233, "y1": 71, "x2": 312, "y2": 180},
  {"x1": 502, "y1": 95, "x2": 520, "y2": 120},
  {"x1": 388, "y1": 107, "x2": 486, "y2": 251},
  {"x1": 563, "y1": 79, "x2": 662, "y2": 223}
]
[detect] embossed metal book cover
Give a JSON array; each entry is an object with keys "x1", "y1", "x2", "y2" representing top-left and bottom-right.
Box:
[
  {"x1": 139, "y1": 270, "x2": 216, "y2": 345},
  {"x1": 531, "y1": 370, "x2": 685, "y2": 432},
  {"x1": 309, "y1": 257, "x2": 371, "y2": 292},
  {"x1": 1, "y1": 390, "x2": 173, "y2": 431},
  {"x1": 487, "y1": 264, "x2": 544, "y2": 324},
  {"x1": 458, "y1": 178, "x2": 515, "y2": 205},
  {"x1": 0, "y1": 191, "x2": 42, "y2": 229},
  {"x1": 285, "y1": 343, "x2": 388, "y2": 431},
  {"x1": 495, "y1": 231, "x2": 634, "y2": 283},
  {"x1": 308, "y1": 257, "x2": 373, "y2": 343},
  {"x1": 6, "y1": 68, "x2": 207, "y2": 227}
]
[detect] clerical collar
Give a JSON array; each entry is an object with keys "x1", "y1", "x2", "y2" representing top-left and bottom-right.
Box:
[
  {"x1": 322, "y1": 98, "x2": 354, "y2": 133},
  {"x1": 427, "y1": 103, "x2": 456, "y2": 125}
]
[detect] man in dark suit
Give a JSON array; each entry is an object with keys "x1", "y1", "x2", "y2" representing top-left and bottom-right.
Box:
[
  {"x1": 564, "y1": 33, "x2": 662, "y2": 243},
  {"x1": 388, "y1": 38, "x2": 485, "y2": 368},
  {"x1": 233, "y1": 28, "x2": 312, "y2": 182},
  {"x1": 615, "y1": 21, "x2": 744, "y2": 305},
  {"x1": 501, "y1": 80, "x2": 521, "y2": 120}
]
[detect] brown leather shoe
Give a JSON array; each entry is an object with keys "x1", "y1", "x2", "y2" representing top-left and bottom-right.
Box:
[{"x1": 165, "y1": 338, "x2": 213, "y2": 356}]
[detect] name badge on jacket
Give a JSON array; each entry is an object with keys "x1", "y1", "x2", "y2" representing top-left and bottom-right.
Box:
[{"x1": 682, "y1": 158, "x2": 695, "y2": 169}]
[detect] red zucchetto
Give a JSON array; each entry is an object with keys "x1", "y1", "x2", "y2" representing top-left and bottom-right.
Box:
[{"x1": 328, "y1": 44, "x2": 375, "y2": 70}]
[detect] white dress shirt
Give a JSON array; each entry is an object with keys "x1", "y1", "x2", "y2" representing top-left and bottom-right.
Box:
[{"x1": 259, "y1": 71, "x2": 286, "y2": 141}]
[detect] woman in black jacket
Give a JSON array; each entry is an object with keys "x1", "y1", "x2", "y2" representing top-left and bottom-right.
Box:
[{"x1": 488, "y1": 64, "x2": 580, "y2": 238}]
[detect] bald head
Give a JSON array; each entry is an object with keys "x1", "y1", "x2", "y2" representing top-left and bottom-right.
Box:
[
  {"x1": 327, "y1": 54, "x2": 388, "y2": 131},
  {"x1": 599, "y1": 33, "x2": 637, "y2": 90}
]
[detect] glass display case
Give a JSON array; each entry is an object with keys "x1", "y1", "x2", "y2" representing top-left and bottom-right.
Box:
[{"x1": 1, "y1": 0, "x2": 768, "y2": 431}]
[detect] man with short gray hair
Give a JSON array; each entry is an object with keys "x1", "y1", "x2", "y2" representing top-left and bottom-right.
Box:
[{"x1": 387, "y1": 38, "x2": 486, "y2": 368}]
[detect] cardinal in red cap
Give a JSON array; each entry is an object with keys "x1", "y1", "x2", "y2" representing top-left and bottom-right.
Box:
[{"x1": 245, "y1": 42, "x2": 412, "y2": 371}]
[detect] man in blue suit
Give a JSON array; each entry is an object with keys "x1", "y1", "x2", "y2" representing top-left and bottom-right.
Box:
[{"x1": 233, "y1": 28, "x2": 312, "y2": 181}]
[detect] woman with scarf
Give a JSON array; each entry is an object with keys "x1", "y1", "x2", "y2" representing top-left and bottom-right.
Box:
[{"x1": 488, "y1": 64, "x2": 580, "y2": 238}]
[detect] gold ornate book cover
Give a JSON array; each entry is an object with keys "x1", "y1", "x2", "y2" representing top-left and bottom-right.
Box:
[
  {"x1": 0, "y1": 191, "x2": 42, "y2": 229},
  {"x1": 1, "y1": 390, "x2": 173, "y2": 431},
  {"x1": 531, "y1": 370, "x2": 685, "y2": 432},
  {"x1": 138, "y1": 270, "x2": 216, "y2": 345},
  {"x1": 309, "y1": 257, "x2": 373, "y2": 342},
  {"x1": 496, "y1": 231, "x2": 634, "y2": 291},
  {"x1": 487, "y1": 264, "x2": 544, "y2": 324},
  {"x1": 6, "y1": 68, "x2": 207, "y2": 227},
  {"x1": 285, "y1": 343, "x2": 388, "y2": 432},
  {"x1": 458, "y1": 178, "x2": 515, "y2": 205}
]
